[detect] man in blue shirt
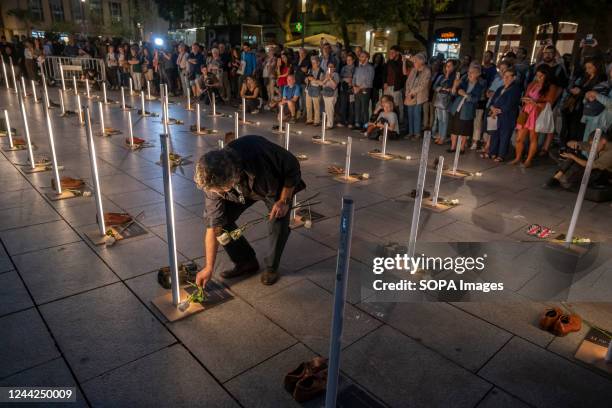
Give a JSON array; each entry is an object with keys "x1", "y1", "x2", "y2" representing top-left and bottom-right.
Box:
[
  {"x1": 353, "y1": 51, "x2": 375, "y2": 129},
  {"x1": 279, "y1": 74, "x2": 301, "y2": 123},
  {"x1": 241, "y1": 42, "x2": 257, "y2": 89},
  {"x1": 188, "y1": 43, "x2": 205, "y2": 97}
]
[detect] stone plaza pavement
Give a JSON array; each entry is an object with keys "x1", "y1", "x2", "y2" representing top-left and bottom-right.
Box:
[{"x1": 1, "y1": 86, "x2": 612, "y2": 408}]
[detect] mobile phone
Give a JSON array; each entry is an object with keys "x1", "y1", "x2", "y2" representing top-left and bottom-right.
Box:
[
  {"x1": 584, "y1": 34, "x2": 594, "y2": 45},
  {"x1": 455, "y1": 72, "x2": 461, "y2": 80}
]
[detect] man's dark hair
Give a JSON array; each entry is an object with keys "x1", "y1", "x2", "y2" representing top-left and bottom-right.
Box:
[
  {"x1": 194, "y1": 149, "x2": 242, "y2": 190},
  {"x1": 390, "y1": 45, "x2": 402, "y2": 53}
]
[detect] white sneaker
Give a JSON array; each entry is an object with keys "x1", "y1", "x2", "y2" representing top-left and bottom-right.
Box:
[{"x1": 470, "y1": 141, "x2": 478, "y2": 150}]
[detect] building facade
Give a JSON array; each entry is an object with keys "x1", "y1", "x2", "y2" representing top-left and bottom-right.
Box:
[{"x1": 0, "y1": 0, "x2": 168, "y2": 41}]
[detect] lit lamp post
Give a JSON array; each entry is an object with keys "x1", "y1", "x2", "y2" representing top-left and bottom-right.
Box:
[{"x1": 301, "y1": 0, "x2": 307, "y2": 47}]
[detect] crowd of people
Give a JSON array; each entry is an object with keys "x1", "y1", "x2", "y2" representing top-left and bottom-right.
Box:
[{"x1": 1, "y1": 33, "x2": 611, "y2": 192}]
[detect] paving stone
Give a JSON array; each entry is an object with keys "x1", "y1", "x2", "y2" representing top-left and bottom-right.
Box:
[
  {"x1": 83, "y1": 345, "x2": 237, "y2": 408},
  {"x1": 13, "y1": 241, "x2": 118, "y2": 305},
  {"x1": 98, "y1": 173, "x2": 150, "y2": 195},
  {"x1": 0, "y1": 188, "x2": 45, "y2": 210},
  {"x1": 431, "y1": 220, "x2": 511, "y2": 242},
  {"x1": 0, "y1": 202, "x2": 61, "y2": 232},
  {"x1": 125, "y1": 201, "x2": 195, "y2": 228},
  {"x1": 341, "y1": 325, "x2": 491, "y2": 408},
  {"x1": 0, "y1": 175, "x2": 31, "y2": 193},
  {"x1": 0, "y1": 220, "x2": 81, "y2": 255},
  {"x1": 95, "y1": 235, "x2": 186, "y2": 279},
  {"x1": 278, "y1": 232, "x2": 336, "y2": 273},
  {"x1": 106, "y1": 188, "x2": 164, "y2": 209},
  {"x1": 0, "y1": 308, "x2": 60, "y2": 378},
  {"x1": 0, "y1": 270, "x2": 33, "y2": 317},
  {"x1": 150, "y1": 216, "x2": 206, "y2": 259},
  {"x1": 169, "y1": 298, "x2": 296, "y2": 383},
  {"x1": 359, "y1": 302, "x2": 512, "y2": 371},
  {"x1": 225, "y1": 343, "x2": 323, "y2": 408},
  {"x1": 0, "y1": 358, "x2": 88, "y2": 408},
  {"x1": 479, "y1": 336, "x2": 612, "y2": 408},
  {"x1": 0, "y1": 244, "x2": 12, "y2": 273},
  {"x1": 54, "y1": 198, "x2": 122, "y2": 227},
  {"x1": 476, "y1": 388, "x2": 531, "y2": 408},
  {"x1": 142, "y1": 175, "x2": 195, "y2": 193},
  {"x1": 172, "y1": 185, "x2": 205, "y2": 207},
  {"x1": 253, "y1": 279, "x2": 381, "y2": 355},
  {"x1": 40, "y1": 282, "x2": 175, "y2": 382}
]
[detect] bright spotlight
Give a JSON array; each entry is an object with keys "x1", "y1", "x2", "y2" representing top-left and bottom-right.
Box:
[{"x1": 154, "y1": 37, "x2": 164, "y2": 46}]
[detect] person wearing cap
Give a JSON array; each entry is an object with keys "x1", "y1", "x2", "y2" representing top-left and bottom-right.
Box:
[{"x1": 194, "y1": 135, "x2": 306, "y2": 287}]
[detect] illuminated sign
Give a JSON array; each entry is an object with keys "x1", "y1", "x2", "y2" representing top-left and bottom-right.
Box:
[{"x1": 435, "y1": 28, "x2": 462, "y2": 43}]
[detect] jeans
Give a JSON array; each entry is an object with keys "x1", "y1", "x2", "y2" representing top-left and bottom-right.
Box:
[
  {"x1": 337, "y1": 90, "x2": 354, "y2": 125},
  {"x1": 222, "y1": 199, "x2": 291, "y2": 271},
  {"x1": 434, "y1": 107, "x2": 449, "y2": 141},
  {"x1": 354, "y1": 90, "x2": 371, "y2": 127},
  {"x1": 404, "y1": 103, "x2": 423, "y2": 136},
  {"x1": 131, "y1": 72, "x2": 142, "y2": 92}
]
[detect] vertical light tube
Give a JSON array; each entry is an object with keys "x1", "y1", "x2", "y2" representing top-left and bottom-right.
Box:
[
  {"x1": 147, "y1": 80, "x2": 151, "y2": 100},
  {"x1": 127, "y1": 110, "x2": 134, "y2": 147},
  {"x1": 42, "y1": 73, "x2": 50, "y2": 108},
  {"x1": 18, "y1": 87, "x2": 35, "y2": 169},
  {"x1": 140, "y1": 91, "x2": 146, "y2": 115},
  {"x1": 234, "y1": 112, "x2": 239, "y2": 138},
  {"x1": 408, "y1": 135, "x2": 431, "y2": 258},
  {"x1": 279, "y1": 103, "x2": 284, "y2": 132},
  {"x1": 285, "y1": 123, "x2": 290, "y2": 150},
  {"x1": 31, "y1": 80, "x2": 38, "y2": 102},
  {"x1": 212, "y1": 92, "x2": 217, "y2": 115},
  {"x1": 84, "y1": 107, "x2": 106, "y2": 236},
  {"x1": 2, "y1": 58, "x2": 8, "y2": 89},
  {"x1": 196, "y1": 103, "x2": 201, "y2": 132},
  {"x1": 58, "y1": 89, "x2": 65, "y2": 115},
  {"x1": 77, "y1": 94, "x2": 83, "y2": 125},
  {"x1": 121, "y1": 86, "x2": 126, "y2": 109},
  {"x1": 321, "y1": 112, "x2": 326, "y2": 141},
  {"x1": 432, "y1": 156, "x2": 444, "y2": 206},
  {"x1": 186, "y1": 86, "x2": 191, "y2": 110},
  {"x1": 160, "y1": 133, "x2": 181, "y2": 305},
  {"x1": 565, "y1": 129, "x2": 601, "y2": 246},
  {"x1": 9, "y1": 57, "x2": 17, "y2": 92},
  {"x1": 4, "y1": 109, "x2": 14, "y2": 149},
  {"x1": 242, "y1": 97, "x2": 246, "y2": 122},
  {"x1": 85, "y1": 78, "x2": 90, "y2": 99},
  {"x1": 60, "y1": 64, "x2": 66, "y2": 91},
  {"x1": 72, "y1": 75, "x2": 78, "y2": 94},
  {"x1": 20, "y1": 76, "x2": 27, "y2": 97},
  {"x1": 102, "y1": 82, "x2": 108, "y2": 104},
  {"x1": 98, "y1": 101, "x2": 105, "y2": 135},
  {"x1": 452, "y1": 135, "x2": 462, "y2": 175},
  {"x1": 43, "y1": 90, "x2": 62, "y2": 194},
  {"x1": 325, "y1": 196, "x2": 355, "y2": 408},
  {"x1": 382, "y1": 123, "x2": 388, "y2": 156},
  {"x1": 344, "y1": 136, "x2": 352, "y2": 179},
  {"x1": 129, "y1": 77, "x2": 133, "y2": 95}
]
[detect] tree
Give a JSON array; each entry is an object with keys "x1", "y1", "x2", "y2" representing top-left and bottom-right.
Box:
[{"x1": 252, "y1": 0, "x2": 295, "y2": 42}]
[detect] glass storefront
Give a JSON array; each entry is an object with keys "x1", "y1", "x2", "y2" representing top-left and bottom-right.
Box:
[
  {"x1": 485, "y1": 24, "x2": 522, "y2": 62},
  {"x1": 432, "y1": 28, "x2": 461, "y2": 60},
  {"x1": 531, "y1": 22, "x2": 578, "y2": 62}
]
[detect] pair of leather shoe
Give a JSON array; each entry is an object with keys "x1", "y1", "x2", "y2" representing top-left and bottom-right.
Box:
[
  {"x1": 284, "y1": 357, "x2": 328, "y2": 402},
  {"x1": 103, "y1": 212, "x2": 133, "y2": 226},
  {"x1": 52, "y1": 177, "x2": 84, "y2": 190},
  {"x1": 539, "y1": 307, "x2": 582, "y2": 336}
]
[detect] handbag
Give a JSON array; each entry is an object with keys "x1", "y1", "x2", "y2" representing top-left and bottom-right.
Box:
[
  {"x1": 237, "y1": 60, "x2": 246, "y2": 75},
  {"x1": 433, "y1": 91, "x2": 451, "y2": 109},
  {"x1": 516, "y1": 110, "x2": 528, "y2": 126},
  {"x1": 321, "y1": 87, "x2": 335, "y2": 97},
  {"x1": 486, "y1": 115, "x2": 498, "y2": 132},
  {"x1": 535, "y1": 103, "x2": 555, "y2": 133}
]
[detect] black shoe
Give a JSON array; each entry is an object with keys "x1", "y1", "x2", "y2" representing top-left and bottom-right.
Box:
[
  {"x1": 220, "y1": 259, "x2": 259, "y2": 279},
  {"x1": 260, "y1": 268, "x2": 279, "y2": 285},
  {"x1": 543, "y1": 177, "x2": 560, "y2": 189}
]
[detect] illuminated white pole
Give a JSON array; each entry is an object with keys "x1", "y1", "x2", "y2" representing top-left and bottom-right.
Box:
[
  {"x1": 565, "y1": 129, "x2": 601, "y2": 246},
  {"x1": 127, "y1": 110, "x2": 134, "y2": 147},
  {"x1": 84, "y1": 107, "x2": 106, "y2": 236},
  {"x1": 18, "y1": 88, "x2": 35, "y2": 169},
  {"x1": 242, "y1": 97, "x2": 246, "y2": 122},
  {"x1": 9, "y1": 57, "x2": 17, "y2": 92},
  {"x1": 43, "y1": 90, "x2": 62, "y2": 194},
  {"x1": 1, "y1": 58, "x2": 8, "y2": 89},
  {"x1": 234, "y1": 112, "x2": 239, "y2": 137},
  {"x1": 325, "y1": 196, "x2": 355, "y2": 408},
  {"x1": 432, "y1": 156, "x2": 444, "y2": 207},
  {"x1": 140, "y1": 91, "x2": 146, "y2": 115},
  {"x1": 605, "y1": 341, "x2": 612, "y2": 363},
  {"x1": 186, "y1": 86, "x2": 191, "y2": 110},
  {"x1": 382, "y1": 123, "x2": 389, "y2": 156},
  {"x1": 102, "y1": 82, "x2": 108, "y2": 104},
  {"x1": 76, "y1": 94, "x2": 83, "y2": 125},
  {"x1": 20, "y1": 76, "x2": 27, "y2": 97},
  {"x1": 129, "y1": 77, "x2": 133, "y2": 95},
  {"x1": 58, "y1": 89, "x2": 65, "y2": 115},
  {"x1": 344, "y1": 136, "x2": 352, "y2": 179},
  {"x1": 42, "y1": 74, "x2": 50, "y2": 108},
  {"x1": 196, "y1": 103, "x2": 201, "y2": 133},
  {"x1": 452, "y1": 135, "x2": 462, "y2": 175},
  {"x1": 98, "y1": 101, "x2": 105, "y2": 135},
  {"x1": 121, "y1": 86, "x2": 126, "y2": 109},
  {"x1": 4, "y1": 109, "x2": 14, "y2": 149},
  {"x1": 218, "y1": 139, "x2": 224, "y2": 149},
  {"x1": 321, "y1": 112, "x2": 327, "y2": 141},
  {"x1": 85, "y1": 78, "x2": 91, "y2": 99},
  {"x1": 147, "y1": 80, "x2": 151, "y2": 100},
  {"x1": 160, "y1": 132, "x2": 181, "y2": 305},
  {"x1": 59, "y1": 64, "x2": 66, "y2": 91},
  {"x1": 408, "y1": 135, "x2": 431, "y2": 258},
  {"x1": 212, "y1": 92, "x2": 217, "y2": 115},
  {"x1": 279, "y1": 103, "x2": 284, "y2": 132},
  {"x1": 285, "y1": 123, "x2": 291, "y2": 150},
  {"x1": 31, "y1": 80, "x2": 38, "y2": 102},
  {"x1": 73, "y1": 75, "x2": 78, "y2": 94}
]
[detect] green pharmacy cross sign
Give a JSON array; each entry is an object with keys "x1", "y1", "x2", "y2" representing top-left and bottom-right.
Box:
[{"x1": 295, "y1": 22, "x2": 303, "y2": 33}]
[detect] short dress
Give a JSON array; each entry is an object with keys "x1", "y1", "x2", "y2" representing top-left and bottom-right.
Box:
[
  {"x1": 449, "y1": 82, "x2": 476, "y2": 136},
  {"x1": 516, "y1": 84, "x2": 542, "y2": 131}
]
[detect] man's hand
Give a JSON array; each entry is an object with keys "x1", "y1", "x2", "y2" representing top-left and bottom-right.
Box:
[
  {"x1": 560, "y1": 152, "x2": 577, "y2": 161},
  {"x1": 269, "y1": 200, "x2": 290, "y2": 220},
  {"x1": 567, "y1": 141, "x2": 579, "y2": 150},
  {"x1": 195, "y1": 267, "x2": 213, "y2": 287}
]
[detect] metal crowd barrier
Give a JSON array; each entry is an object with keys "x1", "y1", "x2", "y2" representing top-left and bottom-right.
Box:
[{"x1": 39, "y1": 56, "x2": 106, "y2": 84}]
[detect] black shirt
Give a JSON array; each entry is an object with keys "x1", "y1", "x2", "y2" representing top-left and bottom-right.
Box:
[{"x1": 204, "y1": 135, "x2": 306, "y2": 227}]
